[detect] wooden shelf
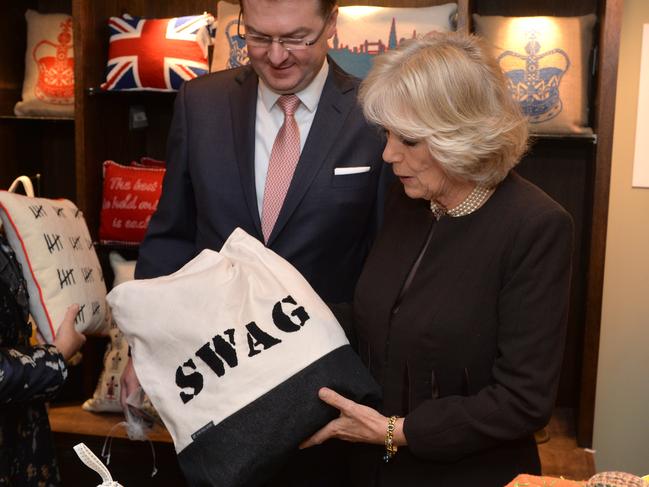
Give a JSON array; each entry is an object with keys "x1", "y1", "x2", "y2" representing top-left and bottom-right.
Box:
[
  {"x1": 86, "y1": 87, "x2": 178, "y2": 97},
  {"x1": 531, "y1": 133, "x2": 598, "y2": 142},
  {"x1": 49, "y1": 403, "x2": 173, "y2": 443},
  {"x1": 0, "y1": 114, "x2": 74, "y2": 121}
]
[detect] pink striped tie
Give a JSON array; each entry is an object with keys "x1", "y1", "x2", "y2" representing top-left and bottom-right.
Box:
[{"x1": 261, "y1": 94, "x2": 301, "y2": 242}]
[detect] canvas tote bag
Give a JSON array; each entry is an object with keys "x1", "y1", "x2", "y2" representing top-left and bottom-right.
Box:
[{"x1": 107, "y1": 228, "x2": 380, "y2": 486}]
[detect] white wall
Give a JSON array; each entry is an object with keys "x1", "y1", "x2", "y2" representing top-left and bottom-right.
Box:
[{"x1": 593, "y1": 0, "x2": 649, "y2": 474}]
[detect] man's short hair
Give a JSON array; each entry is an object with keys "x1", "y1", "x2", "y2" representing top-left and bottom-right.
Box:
[{"x1": 240, "y1": 0, "x2": 337, "y2": 18}]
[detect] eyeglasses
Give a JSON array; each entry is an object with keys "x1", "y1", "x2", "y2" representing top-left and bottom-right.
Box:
[{"x1": 237, "y1": 10, "x2": 332, "y2": 51}]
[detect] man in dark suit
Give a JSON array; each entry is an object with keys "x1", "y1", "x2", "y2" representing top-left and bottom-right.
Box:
[
  {"x1": 122, "y1": 0, "x2": 389, "y2": 484},
  {"x1": 134, "y1": 0, "x2": 388, "y2": 301}
]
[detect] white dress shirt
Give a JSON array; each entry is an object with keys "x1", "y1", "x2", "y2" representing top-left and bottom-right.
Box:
[{"x1": 254, "y1": 59, "x2": 330, "y2": 216}]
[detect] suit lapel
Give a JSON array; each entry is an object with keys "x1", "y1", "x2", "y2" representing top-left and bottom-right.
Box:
[
  {"x1": 266, "y1": 62, "x2": 356, "y2": 245},
  {"x1": 230, "y1": 67, "x2": 262, "y2": 237}
]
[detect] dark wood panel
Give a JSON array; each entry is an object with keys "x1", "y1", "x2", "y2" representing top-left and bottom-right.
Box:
[
  {"x1": 577, "y1": 0, "x2": 623, "y2": 449},
  {"x1": 0, "y1": 119, "x2": 75, "y2": 199},
  {"x1": 36, "y1": 0, "x2": 72, "y2": 14},
  {"x1": 0, "y1": 3, "x2": 31, "y2": 91},
  {"x1": 0, "y1": 1, "x2": 72, "y2": 91},
  {"x1": 517, "y1": 138, "x2": 595, "y2": 408},
  {"x1": 0, "y1": 89, "x2": 23, "y2": 117},
  {"x1": 473, "y1": 0, "x2": 599, "y2": 16}
]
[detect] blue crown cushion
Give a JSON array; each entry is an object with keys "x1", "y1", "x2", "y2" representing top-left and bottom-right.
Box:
[{"x1": 474, "y1": 13, "x2": 597, "y2": 135}]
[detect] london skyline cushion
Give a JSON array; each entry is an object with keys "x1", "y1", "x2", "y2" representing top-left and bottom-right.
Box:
[
  {"x1": 0, "y1": 191, "x2": 108, "y2": 343},
  {"x1": 101, "y1": 13, "x2": 213, "y2": 92},
  {"x1": 14, "y1": 10, "x2": 75, "y2": 118},
  {"x1": 473, "y1": 13, "x2": 597, "y2": 134},
  {"x1": 330, "y1": 3, "x2": 458, "y2": 78},
  {"x1": 210, "y1": 2, "x2": 457, "y2": 78}
]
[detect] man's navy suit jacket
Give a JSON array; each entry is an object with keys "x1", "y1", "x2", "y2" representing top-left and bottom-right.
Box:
[{"x1": 136, "y1": 61, "x2": 390, "y2": 303}]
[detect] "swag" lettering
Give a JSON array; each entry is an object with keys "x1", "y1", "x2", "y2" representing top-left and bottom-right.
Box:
[{"x1": 175, "y1": 295, "x2": 310, "y2": 404}]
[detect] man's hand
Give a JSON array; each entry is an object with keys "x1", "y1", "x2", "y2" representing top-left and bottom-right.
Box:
[
  {"x1": 52, "y1": 304, "x2": 86, "y2": 361},
  {"x1": 120, "y1": 357, "x2": 141, "y2": 412}
]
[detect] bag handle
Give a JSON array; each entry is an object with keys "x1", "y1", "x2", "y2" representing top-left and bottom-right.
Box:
[{"x1": 8, "y1": 176, "x2": 35, "y2": 197}]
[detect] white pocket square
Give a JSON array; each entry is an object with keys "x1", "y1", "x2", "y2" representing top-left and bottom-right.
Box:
[{"x1": 334, "y1": 166, "x2": 371, "y2": 176}]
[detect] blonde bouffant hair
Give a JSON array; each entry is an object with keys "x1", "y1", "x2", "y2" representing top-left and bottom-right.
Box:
[{"x1": 359, "y1": 32, "x2": 528, "y2": 187}]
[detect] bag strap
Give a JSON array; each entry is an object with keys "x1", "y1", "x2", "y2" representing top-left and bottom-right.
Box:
[{"x1": 8, "y1": 175, "x2": 35, "y2": 197}]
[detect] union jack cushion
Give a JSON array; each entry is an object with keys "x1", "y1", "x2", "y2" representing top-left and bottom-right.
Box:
[{"x1": 101, "y1": 13, "x2": 214, "y2": 92}]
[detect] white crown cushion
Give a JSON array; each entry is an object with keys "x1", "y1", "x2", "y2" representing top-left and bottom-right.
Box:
[{"x1": 14, "y1": 9, "x2": 74, "y2": 118}]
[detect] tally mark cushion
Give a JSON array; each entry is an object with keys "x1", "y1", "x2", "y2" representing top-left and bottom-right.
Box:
[
  {"x1": 331, "y1": 3, "x2": 458, "y2": 78},
  {"x1": 108, "y1": 228, "x2": 380, "y2": 487},
  {"x1": 473, "y1": 13, "x2": 597, "y2": 134},
  {"x1": 0, "y1": 191, "x2": 108, "y2": 343},
  {"x1": 101, "y1": 13, "x2": 213, "y2": 92},
  {"x1": 210, "y1": 2, "x2": 457, "y2": 78},
  {"x1": 82, "y1": 252, "x2": 134, "y2": 413},
  {"x1": 14, "y1": 10, "x2": 74, "y2": 118}
]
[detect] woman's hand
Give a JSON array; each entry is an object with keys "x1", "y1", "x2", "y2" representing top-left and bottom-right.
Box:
[
  {"x1": 300, "y1": 387, "x2": 406, "y2": 448},
  {"x1": 52, "y1": 304, "x2": 86, "y2": 361}
]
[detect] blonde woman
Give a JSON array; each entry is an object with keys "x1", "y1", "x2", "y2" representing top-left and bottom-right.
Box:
[{"x1": 302, "y1": 33, "x2": 574, "y2": 486}]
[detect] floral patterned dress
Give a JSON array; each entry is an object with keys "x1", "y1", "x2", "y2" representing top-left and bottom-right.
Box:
[{"x1": 0, "y1": 235, "x2": 68, "y2": 486}]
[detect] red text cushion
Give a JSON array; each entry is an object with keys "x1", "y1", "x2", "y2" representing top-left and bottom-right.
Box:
[{"x1": 99, "y1": 161, "x2": 165, "y2": 245}]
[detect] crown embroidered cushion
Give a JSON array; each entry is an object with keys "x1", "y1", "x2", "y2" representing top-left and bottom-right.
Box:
[
  {"x1": 0, "y1": 192, "x2": 108, "y2": 343},
  {"x1": 83, "y1": 252, "x2": 134, "y2": 413},
  {"x1": 473, "y1": 13, "x2": 597, "y2": 134},
  {"x1": 14, "y1": 10, "x2": 74, "y2": 118},
  {"x1": 211, "y1": 1, "x2": 248, "y2": 72},
  {"x1": 101, "y1": 13, "x2": 213, "y2": 92},
  {"x1": 210, "y1": 2, "x2": 458, "y2": 78}
]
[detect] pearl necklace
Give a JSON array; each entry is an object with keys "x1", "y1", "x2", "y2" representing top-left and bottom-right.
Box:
[{"x1": 430, "y1": 185, "x2": 494, "y2": 220}]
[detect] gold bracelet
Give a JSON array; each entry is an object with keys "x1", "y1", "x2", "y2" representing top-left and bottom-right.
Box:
[{"x1": 383, "y1": 415, "x2": 398, "y2": 463}]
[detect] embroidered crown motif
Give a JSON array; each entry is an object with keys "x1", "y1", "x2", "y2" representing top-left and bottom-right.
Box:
[
  {"x1": 498, "y1": 31, "x2": 570, "y2": 124},
  {"x1": 33, "y1": 18, "x2": 74, "y2": 104},
  {"x1": 225, "y1": 19, "x2": 248, "y2": 69}
]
